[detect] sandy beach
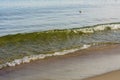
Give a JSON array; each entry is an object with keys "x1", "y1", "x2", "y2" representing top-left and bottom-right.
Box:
[
  {"x1": 1, "y1": 0, "x2": 120, "y2": 80},
  {"x1": 84, "y1": 70, "x2": 120, "y2": 80},
  {"x1": 0, "y1": 44, "x2": 120, "y2": 80}
]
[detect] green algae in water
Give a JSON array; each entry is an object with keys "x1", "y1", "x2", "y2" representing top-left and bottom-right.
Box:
[
  {"x1": 0, "y1": 30, "x2": 85, "y2": 64},
  {"x1": 0, "y1": 23, "x2": 120, "y2": 64}
]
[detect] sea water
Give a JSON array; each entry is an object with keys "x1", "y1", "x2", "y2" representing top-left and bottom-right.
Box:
[
  {"x1": 0, "y1": 0, "x2": 120, "y2": 36},
  {"x1": 0, "y1": 0, "x2": 120, "y2": 69}
]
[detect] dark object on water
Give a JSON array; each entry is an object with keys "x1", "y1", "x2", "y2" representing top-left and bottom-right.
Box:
[{"x1": 79, "y1": 11, "x2": 82, "y2": 13}]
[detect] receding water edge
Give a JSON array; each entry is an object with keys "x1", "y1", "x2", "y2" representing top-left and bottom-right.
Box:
[{"x1": 0, "y1": 22, "x2": 120, "y2": 69}]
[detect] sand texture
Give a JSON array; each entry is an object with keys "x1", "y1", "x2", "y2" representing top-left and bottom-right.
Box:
[{"x1": 0, "y1": 44, "x2": 120, "y2": 80}]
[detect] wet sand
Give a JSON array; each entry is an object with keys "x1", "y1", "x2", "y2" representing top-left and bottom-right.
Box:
[{"x1": 0, "y1": 44, "x2": 120, "y2": 80}]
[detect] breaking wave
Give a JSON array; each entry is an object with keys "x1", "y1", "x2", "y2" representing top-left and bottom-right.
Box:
[{"x1": 0, "y1": 22, "x2": 120, "y2": 69}]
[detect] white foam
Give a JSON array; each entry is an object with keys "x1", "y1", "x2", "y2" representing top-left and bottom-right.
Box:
[
  {"x1": 94, "y1": 24, "x2": 120, "y2": 31},
  {"x1": 0, "y1": 44, "x2": 91, "y2": 69},
  {"x1": 73, "y1": 24, "x2": 120, "y2": 34},
  {"x1": 1, "y1": 23, "x2": 120, "y2": 69},
  {"x1": 81, "y1": 44, "x2": 91, "y2": 49},
  {"x1": 14, "y1": 59, "x2": 22, "y2": 65},
  {"x1": 53, "y1": 49, "x2": 79, "y2": 56}
]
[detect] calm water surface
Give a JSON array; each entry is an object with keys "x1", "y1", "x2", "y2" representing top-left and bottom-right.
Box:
[{"x1": 0, "y1": 0, "x2": 120, "y2": 36}]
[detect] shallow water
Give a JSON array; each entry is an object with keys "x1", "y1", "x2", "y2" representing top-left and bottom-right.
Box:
[
  {"x1": 1, "y1": 0, "x2": 120, "y2": 70},
  {"x1": 0, "y1": 45, "x2": 120, "y2": 80},
  {"x1": 0, "y1": 22, "x2": 120, "y2": 68},
  {"x1": 1, "y1": 1, "x2": 120, "y2": 79}
]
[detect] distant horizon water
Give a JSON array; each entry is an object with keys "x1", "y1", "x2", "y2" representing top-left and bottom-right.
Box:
[
  {"x1": 0, "y1": 0, "x2": 120, "y2": 8},
  {"x1": 0, "y1": 0, "x2": 120, "y2": 36},
  {"x1": 1, "y1": 1, "x2": 120, "y2": 78}
]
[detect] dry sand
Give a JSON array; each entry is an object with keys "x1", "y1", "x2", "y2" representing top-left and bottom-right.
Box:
[
  {"x1": 0, "y1": 44, "x2": 120, "y2": 80},
  {"x1": 84, "y1": 70, "x2": 120, "y2": 80}
]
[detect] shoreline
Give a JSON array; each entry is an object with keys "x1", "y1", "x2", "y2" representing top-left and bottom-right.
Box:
[
  {"x1": 0, "y1": 44, "x2": 120, "y2": 80},
  {"x1": 0, "y1": 44, "x2": 91, "y2": 70},
  {"x1": 0, "y1": 22, "x2": 120, "y2": 70}
]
